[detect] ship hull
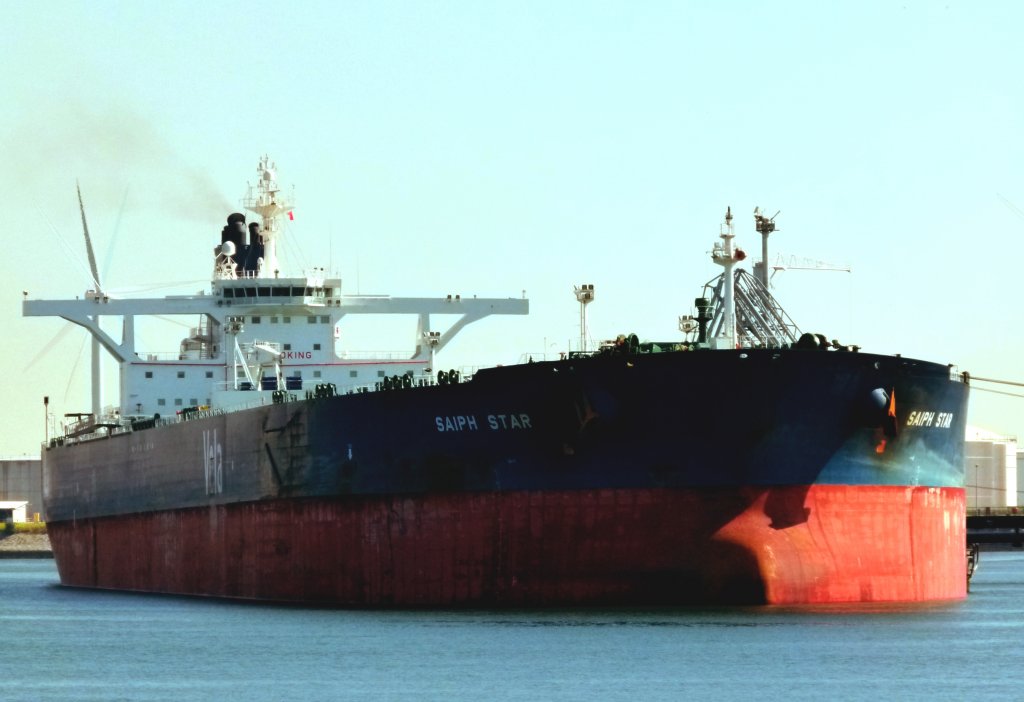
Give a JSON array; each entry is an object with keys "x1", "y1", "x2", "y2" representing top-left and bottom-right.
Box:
[
  {"x1": 48, "y1": 484, "x2": 965, "y2": 605},
  {"x1": 42, "y1": 349, "x2": 970, "y2": 605}
]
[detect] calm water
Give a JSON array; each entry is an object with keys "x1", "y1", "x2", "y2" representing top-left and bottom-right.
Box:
[{"x1": 1, "y1": 554, "x2": 1022, "y2": 701}]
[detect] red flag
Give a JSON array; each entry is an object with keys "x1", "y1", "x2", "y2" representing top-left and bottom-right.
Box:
[{"x1": 288, "y1": 211, "x2": 295, "y2": 221}]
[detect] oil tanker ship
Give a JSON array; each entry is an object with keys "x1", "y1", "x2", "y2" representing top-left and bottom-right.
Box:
[{"x1": 24, "y1": 158, "x2": 969, "y2": 605}]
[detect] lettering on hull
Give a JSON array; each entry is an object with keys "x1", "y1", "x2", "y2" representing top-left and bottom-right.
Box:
[
  {"x1": 203, "y1": 429, "x2": 224, "y2": 495},
  {"x1": 435, "y1": 414, "x2": 533, "y2": 432},
  {"x1": 906, "y1": 411, "x2": 954, "y2": 428}
]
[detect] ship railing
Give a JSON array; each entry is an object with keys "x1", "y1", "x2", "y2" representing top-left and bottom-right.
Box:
[
  {"x1": 62, "y1": 415, "x2": 96, "y2": 437},
  {"x1": 518, "y1": 350, "x2": 597, "y2": 362},
  {"x1": 336, "y1": 350, "x2": 417, "y2": 361},
  {"x1": 140, "y1": 351, "x2": 220, "y2": 362},
  {"x1": 967, "y1": 506, "x2": 1022, "y2": 517},
  {"x1": 48, "y1": 399, "x2": 270, "y2": 448},
  {"x1": 211, "y1": 381, "x2": 293, "y2": 394},
  {"x1": 517, "y1": 352, "x2": 566, "y2": 364},
  {"x1": 47, "y1": 366, "x2": 483, "y2": 450},
  {"x1": 227, "y1": 269, "x2": 330, "y2": 283},
  {"x1": 336, "y1": 364, "x2": 483, "y2": 396},
  {"x1": 136, "y1": 398, "x2": 270, "y2": 428},
  {"x1": 52, "y1": 415, "x2": 137, "y2": 447}
]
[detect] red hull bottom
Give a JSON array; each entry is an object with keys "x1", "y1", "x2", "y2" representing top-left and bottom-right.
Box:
[{"x1": 48, "y1": 485, "x2": 967, "y2": 605}]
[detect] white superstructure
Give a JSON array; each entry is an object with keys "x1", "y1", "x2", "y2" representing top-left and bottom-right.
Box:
[{"x1": 24, "y1": 158, "x2": 528, "y2": 422}]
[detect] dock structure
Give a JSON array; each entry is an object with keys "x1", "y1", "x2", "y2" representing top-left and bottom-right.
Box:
[
  {"x1": 965, "y1": 510, "x2": 1024, "y2": 592},
  {"x1": 967, "y1": 508, "x2": 1024, "y2": 547}
]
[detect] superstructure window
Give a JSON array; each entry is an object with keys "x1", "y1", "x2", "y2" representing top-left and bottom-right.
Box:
[
  {"x1": 308, "y1": 316, "x2": 317, "y2": 324},
  {"x1": 313, "y1": 371, "x2": 322, "y2": 378},
  {"x1": 205, "y1": 371, "x2": 213, "y2": 378},
  {"x1": 349, "y1": 370, "x2": 358, "y2": 378},
  {"x1": 377, "y1": 370, "x2": 386, "y2": 378},
  {"x1": 145, "y1": 371, "x2": 153, "y2": 379},
  {"x1": 252, "y1": 316, "x2": 261, "y2": 324},
  {"x1": 177, "y1": 371, "x2": 185, "y2": 379},
  {"x1": 320, "y1": 315, "x2": 330, "y2": 324},
  {"x1": 283, "y1": 316, "x2": 291, "y2": 323},
  {"x1": 270, "y1": 316, "x2": 278, "y2": 323},
  {"x1": 189, "y1": 398, "x2": 198, "y2": 405},
  {"x1": 174, "y1": 399, "x2": 183, "y2": 406},
  {"x1": 158, "y1": 399, "x2": 166, "y2": 407},
  {"x1": 283, "y1": 344, "x2": 291, "y2": 351},
  {"x1": 313, "y1": 344, "x2": 321, "y2": 350}
]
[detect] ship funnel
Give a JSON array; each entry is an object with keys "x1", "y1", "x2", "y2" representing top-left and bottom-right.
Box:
[
  {"x1": 243, "y1": 222, "x2": 264, "y2": 273},
  {"x1": 695, "y1": 297, "x2": 712, "y2": 344}
]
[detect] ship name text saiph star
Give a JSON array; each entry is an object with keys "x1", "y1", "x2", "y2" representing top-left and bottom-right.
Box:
[{"x1": 434, "y1": 413, "x2": 534, "y2": 432}]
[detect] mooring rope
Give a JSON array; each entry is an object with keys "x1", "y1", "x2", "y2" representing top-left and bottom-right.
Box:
[
  {"x1": 970, "y1": 375, "x2": 1024, "y2": 388},
  {"x1": 970, "y1": 386, "x2": 1024, "y2": 400}
]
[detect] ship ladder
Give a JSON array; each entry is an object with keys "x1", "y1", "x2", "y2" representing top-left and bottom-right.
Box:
[{"x1": 966, "y1": 543, "x2": 980, "y2": 592}]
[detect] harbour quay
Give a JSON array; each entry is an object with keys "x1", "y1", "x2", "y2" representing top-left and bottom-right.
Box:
[{"x1": 967, "y1": 508, "x2": 1024, "y2": 548}]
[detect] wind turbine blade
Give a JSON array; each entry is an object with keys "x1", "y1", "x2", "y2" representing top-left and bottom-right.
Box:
[
  {"x1": 154, "y1": 314, "x2": 196, "y2": 328},
  {"x1": 77, "y1": 180, "x2": 102, "y2": 292},
  {"x1": 63, "y1": 333, "x2": 88, "y2": 404},
  {"x1": 25, "y1": 322, "x2": 77, "y2": 372},
  {"x1": 32, "y1": 198, "x2": 97, "y2": 288},
  {"x1": 997, "y1": 193, "x2": 1024, "y2": 222},
  {"x1": 102, "y1": 187, "x2": 129, "y2": 284}
]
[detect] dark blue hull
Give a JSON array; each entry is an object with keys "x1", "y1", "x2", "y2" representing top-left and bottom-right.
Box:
[{"x1": 42, "y1": 348, "x2": 970, "y2": 605}]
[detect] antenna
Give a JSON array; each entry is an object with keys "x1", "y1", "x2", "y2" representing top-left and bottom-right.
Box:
[{"x1": 574, "y1": 284, "x2": 595, "y2": 353}]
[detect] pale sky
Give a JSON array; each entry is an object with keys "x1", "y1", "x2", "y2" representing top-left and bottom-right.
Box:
[{"x1": 2, "y1": 1, "x2": 1022, "y2": 456}]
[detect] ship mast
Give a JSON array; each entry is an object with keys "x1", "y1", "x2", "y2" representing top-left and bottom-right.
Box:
[
  {"x1": 574, "y1": 283, "x2": 595, "y2": 353},
  {"x1": 242, "y1": 156, "x2": 293, "y2": 278},
  {"x1": 711, "y1": 207, "x2": 745, "y2": 349},
  {"x1": 753, "y1": 207, "x2": 778, "y2": 288}
]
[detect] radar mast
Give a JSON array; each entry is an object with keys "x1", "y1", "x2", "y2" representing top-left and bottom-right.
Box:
[{"x1": 242, "y1": 156, "x2": 294, "y2": 277}]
